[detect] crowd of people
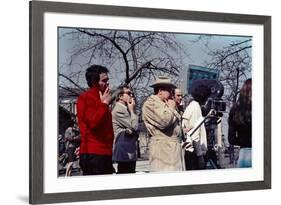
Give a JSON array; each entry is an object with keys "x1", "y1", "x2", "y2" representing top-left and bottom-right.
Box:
[{"x1": 60, "y1": 64, "x2": 252, "y2": 176}]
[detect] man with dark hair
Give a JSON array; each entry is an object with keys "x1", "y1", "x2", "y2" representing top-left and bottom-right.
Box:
[
  {"x1": 76, "y1": 65, "x2": 114, "y2": 175},
  {"x1": 142, "y1": 76, "x2": 185, "y2": 172},
  {"x1": 112, "y1": 86, "x2": 139, "y2": 174}
]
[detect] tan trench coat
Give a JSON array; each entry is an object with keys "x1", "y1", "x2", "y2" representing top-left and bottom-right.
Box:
[{"x1": 142, "y1": 95, "x2": 185, "y2": 172}]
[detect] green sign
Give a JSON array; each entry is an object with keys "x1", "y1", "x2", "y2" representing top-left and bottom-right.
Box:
[{"x1": 188, "y1": 65, "x2": 219, "y2": 93}]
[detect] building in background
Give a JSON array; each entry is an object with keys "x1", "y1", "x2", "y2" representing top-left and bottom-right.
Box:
[{"x1": 187, "y1": 64, "x2": 220, "y2": 94}]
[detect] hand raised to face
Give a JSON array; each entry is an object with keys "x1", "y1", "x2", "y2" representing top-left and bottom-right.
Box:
[
  {"x1": 99, "y1": 87, "x2": 111, "y2": 104},
  {"x1": 165, "y1": 99, "x2": 176, "y2": 109},
  {"x1": 127, "y1": 97, "x2": 136, "y2": 112}
]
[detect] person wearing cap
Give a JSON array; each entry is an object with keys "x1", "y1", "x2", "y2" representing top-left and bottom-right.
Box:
[{"x1": 142, "y1": 76, "x2": 185, "y2": 172}]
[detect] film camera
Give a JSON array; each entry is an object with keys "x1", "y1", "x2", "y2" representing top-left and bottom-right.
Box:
[{"x1": 190, "y1": 79, "x2": 226, "y2": 117}]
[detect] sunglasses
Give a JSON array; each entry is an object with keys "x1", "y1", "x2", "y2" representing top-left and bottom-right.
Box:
[{"x1": 123, "y1": 91, "x2": 134, "y2": 97}]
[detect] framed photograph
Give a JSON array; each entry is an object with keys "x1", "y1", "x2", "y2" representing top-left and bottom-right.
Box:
[{"x1": 29, "y1": 0, "x2": 271, "y2": 204}]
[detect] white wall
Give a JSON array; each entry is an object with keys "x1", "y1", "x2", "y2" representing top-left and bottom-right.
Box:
[{"x1": 0, "y1": 0, "x2": 279, "y2": 204}]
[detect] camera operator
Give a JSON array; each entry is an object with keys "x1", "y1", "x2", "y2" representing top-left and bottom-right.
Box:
[{"x1": 182, "y1": 84, "x2": 210, "y2": 170}]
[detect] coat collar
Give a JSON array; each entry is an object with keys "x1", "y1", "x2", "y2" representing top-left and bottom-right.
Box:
[{"x1": 88, "y1": 85, "x2": 100, "y2": 96}]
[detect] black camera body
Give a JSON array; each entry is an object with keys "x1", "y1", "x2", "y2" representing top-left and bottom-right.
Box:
[
  {"x1": 205, "y1": 98, "x2": 226, "y2": 117},
  {"x1": 190, "y1": 79, "x2": 227, "y2": 116},
  {"x1": 209, "y1": 99, "x2": 226, "y2": 112}
]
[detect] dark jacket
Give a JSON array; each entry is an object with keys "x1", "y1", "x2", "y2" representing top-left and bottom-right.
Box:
[
  {"x1": 113, "y1": 131, "x2": 138, "y2": 162},
  {"x1": 228, "y1": 105, "x2": 252, "y2": 148}
]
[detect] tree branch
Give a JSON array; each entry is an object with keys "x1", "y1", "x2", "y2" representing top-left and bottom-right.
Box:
[
  {"x1": 59, "y1": 73, "x2": 86, "y2": 91},
  {"x1": 59, "y1": 85, "x2": 81, "y2": 96},
  {"x1": 77, "y1": 29, "x2": 131, "y2": 84}
]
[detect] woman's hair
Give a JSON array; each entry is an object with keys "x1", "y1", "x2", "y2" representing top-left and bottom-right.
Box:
[
  {"x1": 238, "y1": 78, "x2": 252, "y2": 105},
  {"x1": 231, "y1": 78, "x2": 252, "y2": 126}
]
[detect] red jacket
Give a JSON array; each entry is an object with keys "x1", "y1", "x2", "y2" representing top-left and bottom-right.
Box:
[{"x1": 76, "y1": 86, "x2": 114, "y2": 155}]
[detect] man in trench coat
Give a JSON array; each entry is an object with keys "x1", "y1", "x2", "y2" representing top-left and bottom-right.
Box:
[{"x1": 142, "y1": 76, "x2": 185, "y2": 172}]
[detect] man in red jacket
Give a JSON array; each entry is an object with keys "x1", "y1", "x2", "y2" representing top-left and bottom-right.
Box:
[{"x1": 76, "y1": 65, "x2": 114, "y2": 175}]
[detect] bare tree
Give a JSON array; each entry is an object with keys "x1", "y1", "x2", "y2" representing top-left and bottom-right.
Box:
[
  {"x1": 206, "y1": 38, "x2": 252, "y2": 102},
  {"x1": 59, "y1": 28, "x2": 188, "y2": 94}
]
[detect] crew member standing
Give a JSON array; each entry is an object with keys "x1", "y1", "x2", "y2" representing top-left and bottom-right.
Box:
[
  {"x1": 76, "y1": 65, "x2": 114, "y2": 175},
  {"x1": 142, "y1": 76, "x2": 185, "y2": 172},
  {"x1": 112, "y1": 86, "x2": 139, "y2": 174}
]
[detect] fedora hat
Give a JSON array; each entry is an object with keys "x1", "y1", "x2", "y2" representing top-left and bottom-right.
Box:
[{"x1": 150, "y1": 76, "x2": 176, "y2": 88}]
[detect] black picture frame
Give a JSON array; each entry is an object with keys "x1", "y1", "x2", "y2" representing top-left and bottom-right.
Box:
[{"x1": 29, "y1": 0, "x2": 271, "y2": 204}]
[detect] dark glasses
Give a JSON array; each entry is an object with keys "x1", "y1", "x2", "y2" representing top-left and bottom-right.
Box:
[{"x1": 124, "y1": 91, "x2": 134, "y2": 97}]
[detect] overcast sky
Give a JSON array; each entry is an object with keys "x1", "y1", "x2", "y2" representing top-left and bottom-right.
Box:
[{"x1": 58, "y1": 27, "x2": 252, "y2": 89}]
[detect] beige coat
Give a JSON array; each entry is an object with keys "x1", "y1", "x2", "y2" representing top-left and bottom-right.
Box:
[{"x1": 142, "y1": 95, "x2": 185, "y2": 172}]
